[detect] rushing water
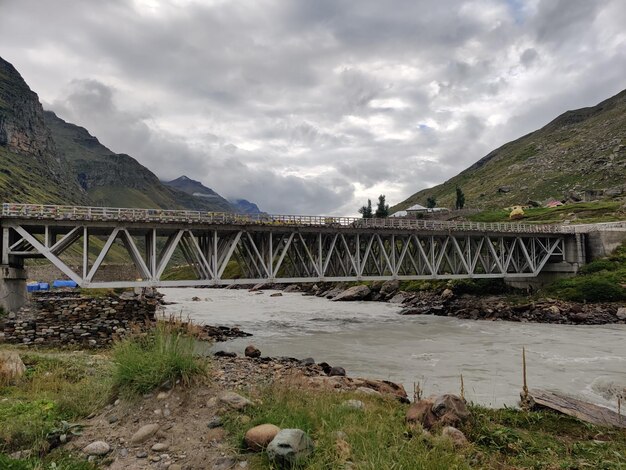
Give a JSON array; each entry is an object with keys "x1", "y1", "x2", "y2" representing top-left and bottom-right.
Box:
[{"x1": 162, "y1": 288, "x2": 626, "y2": 409}]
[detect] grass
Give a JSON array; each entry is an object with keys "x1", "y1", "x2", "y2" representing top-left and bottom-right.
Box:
[
  {"x1": 468, "y1": 200, "x2": 623, "y2": 224},
  {"x1": 545, "y1": 240, "x2": 626, "y2": 302},
  {"x1": 0, "y1": 349, "x2": 112, "y2": 454},
  {"x1": 0, "y1": 452, "x2": 98, "y2": 470},
  {"x1": 224, "y1": 386, "x2": 626, "y2": 470},
  {"x1": 111, "y1": 321, "x2": 208, "y2": 396}
]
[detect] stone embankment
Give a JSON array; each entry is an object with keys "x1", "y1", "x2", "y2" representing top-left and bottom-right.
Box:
[
  {"x1": 0, "y1": 292, "x2": 158, "y2": 347},
  {"x1": 0, "y1": 292, "x2": 252, "y2": 348},
  {"x1": 239, "y1": 281, "x2": 626, "y2": 325}
]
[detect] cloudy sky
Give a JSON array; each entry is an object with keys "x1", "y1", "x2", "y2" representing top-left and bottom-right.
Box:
[{"x1": 1, "y1": 0, "x2": 625, "y2": 215}]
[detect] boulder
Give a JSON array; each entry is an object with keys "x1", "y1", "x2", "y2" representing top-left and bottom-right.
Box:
[
  {"x1": 0, "y1": 351, "x2": 26, "y2": 384},
  {"x1": 380, "y1": 280, "x2": 400, "y2": 297},
  {"x1": 244, "y1": 423, "x2": 280, "y2": 451},
  {"x1": 219, "y1": 391, "x2": 252, "y2": 410},
  {"x1": 245, "y1": 345, "x2": 261, "y2": 358},
  {"x1": 267, "y1": 429, "x2": 314, "y2": 466},
  {"x1": 432, "y1": 394, "x2": 470, "y2": 427},
  {"x1": 332, "y1": 285, "x2": 371, "y2": 301},
  {"x1": 616, "y1": 307, "x2": 626, "y2": 321},
  {"x1": 130, "y1": 423, "x2": 160, "y2": 444},
  {"x1": 83, "y1": 441, "x2": 110, "y2": 456},
  {"x1": 250, "y1": 283, "x2": 270, "y2": 292},
  {"x1": 283, "y1": 284, "x2": 301, "y2": 293},
  {"x1": 388, "y1": 292, "x2": 408, "y2": 304},
  {"x1": 406, "y1": 399, "x2": 437, "y2": 429},
  {"x1": 151, "y1": 443, "x2": 169, "y2": 452},
  {"x1": 441, "y1": 426, "x2": 468, "y2": 447},
  {"x1": 329, "y1": 366, "x2": 346, "y2": 377},
  {"x1": 441, "y1": 288, "x2": 454, "y2": 301},
  {"x1": 270, "y1": 292, "x2": 283, "y2": 297}
]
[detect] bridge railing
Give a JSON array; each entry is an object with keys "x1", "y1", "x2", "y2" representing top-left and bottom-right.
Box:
[{"x1": 0, "y1": 202, "x2": 602, "y2": 234}]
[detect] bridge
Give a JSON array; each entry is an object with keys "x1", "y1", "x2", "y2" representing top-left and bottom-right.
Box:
[{"x1": 1, "y1": 203, "x2": 625, "y2": 311}]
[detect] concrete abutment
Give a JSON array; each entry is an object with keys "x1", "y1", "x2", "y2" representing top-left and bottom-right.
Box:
[{"x1": 0, "y1": 265, "x2": 27, "y2": 313}]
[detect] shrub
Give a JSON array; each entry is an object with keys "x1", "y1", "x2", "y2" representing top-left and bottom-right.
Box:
[
  {"x1": 111, "y1": 322, "x2": 207, "y2": 396},
  {"x1": 548, "y1": 276, "x2": 626, "y2": 302},
  {"x1": 579, "y1": 259, "x2": 618, "y2": 274}
]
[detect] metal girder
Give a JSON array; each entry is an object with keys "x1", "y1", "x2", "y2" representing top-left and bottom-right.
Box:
[{"x1": 1, "y1": 221, "x2": 568, "y2": 287}]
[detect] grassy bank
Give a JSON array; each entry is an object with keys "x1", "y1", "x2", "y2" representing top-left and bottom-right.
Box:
[{"x1": 224, "y1": 386, "x2": 626, "y2": 469}]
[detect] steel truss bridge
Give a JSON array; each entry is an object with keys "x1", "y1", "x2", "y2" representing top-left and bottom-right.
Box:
[{"x1": 2, "y1": 203, "x2": 620, "y2": 288}]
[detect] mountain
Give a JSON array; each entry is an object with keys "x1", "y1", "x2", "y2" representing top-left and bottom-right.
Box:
[
  {"x1": 43, "y1": 111, "x2": 233, "y2": 211},
  {"x1": 164, "y1": 176, "x2": 236, "y2": 212},
  {"x1": 230, "y1": 198, "x2": 264, "y2": 215},
  {"x1": 0, "y1": 57, "x2": 86, "y2": 204},
  {"x1": 394, "y1": 89, "x2": 626, "y2": 212},
  {"x1": 0, "y1": 55, "x2": 242, "y2": 212}
]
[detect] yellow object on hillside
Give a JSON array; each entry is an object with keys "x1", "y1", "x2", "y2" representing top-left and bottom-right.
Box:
[{"x1": 509, "y1": 206, "x2": 525, "y2": 220}]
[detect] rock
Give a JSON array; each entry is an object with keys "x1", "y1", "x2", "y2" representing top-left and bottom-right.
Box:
[
  {"x1": 547, "y1": 305, "x2": 560, "y2": 315},
  {"x1": 329, "y1": 366, "x2": 346, "y2": 377},
  {"x1": 191, "y1": 296, "x2": 201, "y2": 301},
  {"x1": 130, "y1": 423, "x2": 160, "y2": 444},
  {"x1": 270, "y1": 292, "x2": 283, "y2": 297},
  {"x1": 136, "y1": 451, "x2": 148, "y2": 458},
  {"x1": 212, "y1": 456, "x2": 237, "y2": 470},
  {"x1": 432, "y1": 394, "x2": 470, "y2": 427},
  {"x1": 244, "y1": 345, "x2": 261, "y2": 358},
  {"x1": 388, "y1": 292, "x2": 407, "y2": 304},
  {"x1": 151, "y1": 443, "x2": 169, "y2": 452},
  {"x1": 331, "y1": 285, "x2": 371, "y2": 302},
  {"x1": 356, "y1": 386, "x2": 381, "y2": 396},
  {"x1": 283, "y1": 284, "x2": 300, "y2": 293},
  {"x1": 207, "y1": 416, "x2": 223, "y2": 428},
  {"x1": 83, "y1": 441, "x2": 110, "y2": 456},
  {"x1": 318, "y1": 362, "x2": 332, "y2": 374},
  {"x1": 616, "y1": 307, "x2": 626, "y2": 321},
  {"x1": 342, "y1": 399, "x2": 364, "y2": 410},
  {"x1": 250, "y1": 282, "x2": 270, "y2": 292},
  {"x1": 214, "y1": 351, "x2": 237, "y2": 358},
  {"x1": 380, "y1": 280, "x2": 400, "y2": 297},
  {"x1": 441, "y1": 288, "x2": 454, "y2": 301},
  {"x1": 498, "y1": 186, "x2": 512, "y2": 193},
  {"x1": 244, "y1": 424, "x2": 281, "y2": 451},
  {"x1": 219, "y1": 391, "x2": 253, "y2": 410},
  {"x1": 441, "y1": 426, "x2": 468, "y2": 447},
  {"x1": 406, "y1": 399, "x2": 437, "y2": 429},
  {"x1": 267, "y1": 429, "x2": 314, "y2": 466},
  {"x1": 0, "y1": 351, "x2": 26, "y2": 383},
  {"x1": 108, "y1": 415, "x2": 118, "y2": 424},
  {"x1": 301, "y1": 357, "x2": 315, "y2": 366},
  {"x1": 168, "y1": 465, "x2": 182, "y2": 470}
]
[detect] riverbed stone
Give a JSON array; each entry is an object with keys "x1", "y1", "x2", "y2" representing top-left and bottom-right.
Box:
[
  {"x1": 83, "y1": 441, "x2": 110, "y2": 456},
  {"x1": 332, "y1": 285, "x2": 371, "y2": 301},
  {"x1": 617, "y1": 307, "x2": 626, "y2": 320},
  {"x1": 219, "y1": 391, "x2": 253, "y2": 410},
  {"x1": 432, "y1": 394, "x2": 470, "y2": 427},
  {"x1": 245, "y1": 345, "x2": 261, "y2": 358},
  {"x1": 380, "y1": 280, "x2": 400, "y2": 297},
  {"x1": 406, "y1": 399, "x2": 437, "y2": 429},
  {"x1": 441, "y1": 426, "x2": 468, "y2": 447},
  {"x1": 267, "y1": 429, "x2": 314, "y2": 466},
  {"x1": 244, "y1": 424, "x2": 280, "y2": 451},
  {"x1": 0, "y1": 351, "x2": 26, "y2": 383},
  {"x1": 329, "y1": 366, "x2": 346, "y2": 377},
  {"x1": 130, "y1": 423, "x2": 160, "y2": 444},
  {"x1": 151, "y1": 443, "x2": 169, "y2": 452}
]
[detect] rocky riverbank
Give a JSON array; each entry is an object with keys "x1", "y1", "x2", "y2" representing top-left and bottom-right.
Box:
[{"x1": 233, "y1": 281, "x2": 626, "y2": 325}]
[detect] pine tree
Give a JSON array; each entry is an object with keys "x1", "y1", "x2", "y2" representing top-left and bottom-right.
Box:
[
  {"x1": 455, "y1": 187, "x2": 465, "y2": 210},
  {"x1": 358, "y1": 199, "x2": 373, "y2": 218},
  {"x1": 375, "y1": 194, "x2": 389, "y2": 218},
  {"x1": 426, "y1": 196, "x2": 437, "y2": 208}
]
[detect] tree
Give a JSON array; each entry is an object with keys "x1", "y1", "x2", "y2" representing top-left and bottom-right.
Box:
[
  {"x1": 455, "y1": 187, "x2": 465, "y2": 210},
  {"x1": 375, "y1": 194, "x2": 390, "y2": 218},
  {"x1": 358, "y1": 199, "x2": 373, "y2": 218},
  {"x1": 426, "y1": 196, "x2": 437, "y2": 208}
]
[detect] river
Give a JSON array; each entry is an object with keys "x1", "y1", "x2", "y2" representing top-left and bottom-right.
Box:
[{"x1": 161, "y1": 288, "x2": 626, "y2": 409}]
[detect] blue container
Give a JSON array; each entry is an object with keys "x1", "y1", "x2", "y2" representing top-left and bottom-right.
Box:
[
  {"x1": 38, "y1": 282, "x2": 50, "y2": 290},
  {"x1": 27, "y1": 282, "x2": 40, "y2": 292},
  {"x1": 52, "y1": 280, "x2": 78, "y2": 288}
]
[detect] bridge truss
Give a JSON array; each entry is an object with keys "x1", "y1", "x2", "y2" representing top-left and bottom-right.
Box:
[{"x1": 2, "y1": 220, "x2": 565, "y2": 287}]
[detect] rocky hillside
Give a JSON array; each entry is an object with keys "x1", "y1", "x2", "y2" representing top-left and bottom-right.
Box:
[
  {"x1": 394, "y1": 88, "x2": 626, "y2": 212},
  {"x1": 230, "y1": 198, "x2": 264, "y2": 215},
  {"x1": 0, "y1": 55, "x2": 247, "y2": 212},
  {"x1": 0, "y1": 57, "x2": 86, "y2": 204},
  {"x1": 164, "y1": 175, "x2": 236, "y2": 213}
]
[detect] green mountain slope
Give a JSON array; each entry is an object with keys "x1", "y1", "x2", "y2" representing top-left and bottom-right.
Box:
[
  {"x1": 0, "y1": 57, "x2": 86, "y2": 204},
  {"x1": 44, "y1": 111, "x2": 235, "y2": 211},
  {"x1": 394, "y1": 89, "x2": 626, "y2": 212}
]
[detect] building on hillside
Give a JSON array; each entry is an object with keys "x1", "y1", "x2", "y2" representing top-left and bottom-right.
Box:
[
  {"x1": 389, "y1": 210, "x2": 407, "y2": 218},
  {"x1": 405, "y1": 203, "x2": 449, "y2": 216}
]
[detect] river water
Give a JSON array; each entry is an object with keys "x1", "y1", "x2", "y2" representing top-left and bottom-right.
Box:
[{"x1": 161, "y1": 288, "x2": 626, "y2": 409}]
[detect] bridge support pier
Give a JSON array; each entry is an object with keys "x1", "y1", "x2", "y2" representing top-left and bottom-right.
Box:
[{"x1": 0, "y1": 264, "x2": 27, "y2": 313}]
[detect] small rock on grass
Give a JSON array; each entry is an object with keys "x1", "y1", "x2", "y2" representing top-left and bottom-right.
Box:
[
  {"x1": 267, "y1": 429, "x2": 314, "y2": 466},
  {"x1": 130, "y1": 423, "x2": 160, "y2": 444},
  {"x1": 83, "y1": 441, "x2": 110, "y2": 456},
  {"x1": 219, "y1": 391, "x2": 253, "y2": 410},
  {"x1": 207, "y1": 416, "x2": 223, "y2": 428},
  {"x1": 441, "y1": 426, "x2": 468, "y2": 447},
  {"x1": 244, "y1": 424, "x2": 280, "y2": 451},
  {"x1": 342, "y1": 399, "x2": 364, "y2": 410}
]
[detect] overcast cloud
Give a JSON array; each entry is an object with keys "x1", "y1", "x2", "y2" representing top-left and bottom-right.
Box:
[{"x1": 1, "y1": 0, "x2": 624, "y2": 214}]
